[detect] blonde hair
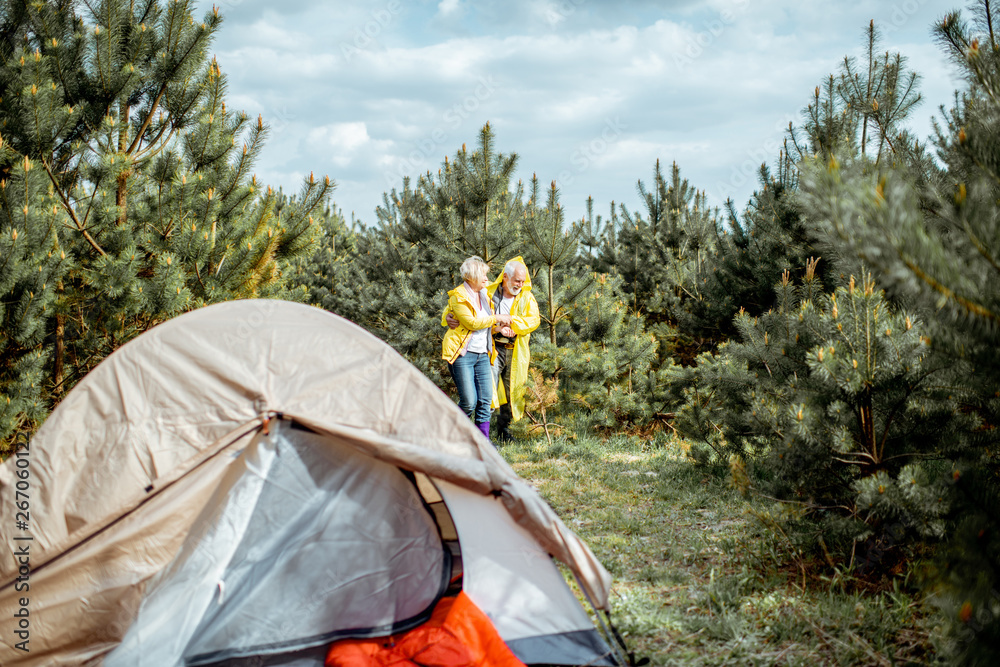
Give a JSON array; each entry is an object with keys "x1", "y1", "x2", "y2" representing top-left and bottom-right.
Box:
[{"x1": 460, "y1": 256, "x2": 489, "y2": 284}]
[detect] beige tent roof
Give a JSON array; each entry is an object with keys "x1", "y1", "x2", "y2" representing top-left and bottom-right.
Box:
[{"x1": 0, "y1": 299, "x2": 612, "y2": 666}]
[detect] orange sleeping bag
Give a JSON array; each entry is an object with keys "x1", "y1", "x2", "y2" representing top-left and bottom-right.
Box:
[{"x1": 325, "y1": 591, "x2": 526, "y2": 667}]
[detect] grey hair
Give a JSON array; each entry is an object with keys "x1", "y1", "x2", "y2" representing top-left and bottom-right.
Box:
[
  {"x1": 504, "y1": 259, "x2": 526, "y2": 277},
  {"x1": 460, "y1": 256, "x2": 489, "y2": 283}
]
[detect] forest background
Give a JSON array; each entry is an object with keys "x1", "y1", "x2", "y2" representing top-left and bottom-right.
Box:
[{"x1": 1, "y1": 0, "x2": 998, "y2": 663}]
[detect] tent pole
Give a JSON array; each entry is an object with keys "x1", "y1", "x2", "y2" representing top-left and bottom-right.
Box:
[{"x1": 574, "y1": 574, "x2": 637, "y2": 667}]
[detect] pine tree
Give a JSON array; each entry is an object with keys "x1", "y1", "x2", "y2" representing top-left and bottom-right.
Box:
[
  {"x1": 542, "y1": 272, "x2": 659, "y2": 427},
  {"x1": 577, "y1": 196, "x2": 619, "y2": 267},
  {"x1": 669, "y1": 263, "x2": 969, "y2": 566},
  {"x1": 786, "y1": 19, "x2": 924, "y2": 169},
  {"x1": 678, "y1": 28, "x2": 923, "y2": 360},
  {"x1": 522, "y1": 177, "x2": 581, "y2": 345},
  {"x1": 581, "y1": 160, "x2": 718, "y2": 367},
  {"x1": 645, "y1": 20, "x2": 959, "y2": 581},
  {"x1": 671, "y1": 17, "x2": 929, "y2": 404},
  {"x1": 838, "y1": 20, "x2": 923, "y2": 164},
  {"x1": 679, "y1": 152, "x2": 830, "y2": 349},
  {"x1": 612, "y1": 160, "x2": 717, "y2": 319},
  {"x1": 0, "y1": 0, "x2": 330, "y2": 450},
  {"x1": 788, "y1": 75, "x2": 860, "y2": 161},
  {"x1": 797, "y1": 4, "x2": 1000, "y2": 660},
  {"x1": 285, "y1": 202, "x2": 365, "y2": 324},
  {"x1": 0, "y1": 152, "x2": 68, "y2": 449},
  {"x1": 388, "y1": 122, "x2": 523, "y2": 270}
]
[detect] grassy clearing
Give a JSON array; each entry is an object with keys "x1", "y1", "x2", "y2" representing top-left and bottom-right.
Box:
[{"x1": 501, "y1": 433, "x2": 936, "y2": 666}]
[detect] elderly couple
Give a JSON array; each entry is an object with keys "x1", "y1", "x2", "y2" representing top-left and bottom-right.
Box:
[{"x1": 440, "y1": 256, "x2": 540, "y2": 445}]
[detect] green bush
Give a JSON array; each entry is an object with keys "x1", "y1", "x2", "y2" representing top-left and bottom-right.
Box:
[{"x1": 668, "y1": 264, "x2": 972, "y2": 572}]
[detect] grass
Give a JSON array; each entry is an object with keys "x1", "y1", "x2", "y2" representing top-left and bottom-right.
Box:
[{"x1": 500, "y1": 432, "x2": 935, "y2": 666}]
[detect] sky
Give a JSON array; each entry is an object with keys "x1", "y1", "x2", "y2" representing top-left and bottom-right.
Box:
[{"x1": 200, "y1": 0, "x2": 958, "y2": 225}]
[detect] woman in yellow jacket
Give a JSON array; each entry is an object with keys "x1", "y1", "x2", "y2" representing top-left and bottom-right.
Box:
[{"x1": 441, "y1": 256, "x2": 512, "y2": 441}]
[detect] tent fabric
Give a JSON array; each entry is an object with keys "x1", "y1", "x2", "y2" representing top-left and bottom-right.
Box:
[
  {"x1": 432, "y1": 479, "x2": 600, "y2": 642},
  {"x1": 433, "y1": 480, "x2": 617, "y2": 666},
  {"x1": 0, "y1": 300, "x2": 615, "y2": 666},
  {"x1": 0, "y1": 428, "x2": 261, "y2": 666},
  {"x1": 104, "y1": 423, "x2": 450, "y2": 667}
]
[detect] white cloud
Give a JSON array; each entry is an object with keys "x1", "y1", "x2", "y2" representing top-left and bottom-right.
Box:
[
  {"x1": 241, "y1": 17, "x2": 311, "y2": 52},
  {"x1": 310, "y1": 122, "x2": 370, "y2": 151},
  {"x1": 541, "y1": 92, "x2": 625, "y2": 124},
  {"x1": 437, "y1": 0, "x2": 461, "y2": 17},
  {"x1": 203, "y1": 0, "x2": 959, "y2": 222}
]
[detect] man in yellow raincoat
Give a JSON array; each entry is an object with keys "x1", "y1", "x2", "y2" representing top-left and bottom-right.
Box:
[{"x1": 445, "y1": 257, "x2": 540, "y2": 444}]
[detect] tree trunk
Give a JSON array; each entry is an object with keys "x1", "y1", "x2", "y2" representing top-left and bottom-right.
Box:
[
  {"x1": 859, "y1": 390, "x2": 877, "y2": 467},
  {"x1": 483, "y1": 201, "x2": 489, "y2": 262},
  {"x1": 116, "y1": 171, "x2": 128, "y2": 226},
  {"x1": 541, "y1": 406, "x2": 553, "y2": 448},
  {"x1": 53, "y1": 312, "x2": 65, "y2": 398},
  {"x1": 548, "y1": 262, "x2": 556, "y2": 345},
  {"x1": 988, "y1": 0, "x2": 997, "y2": 50},
  {"x1": 117, "y1": 102, "x2": 130, "y2": 226}
]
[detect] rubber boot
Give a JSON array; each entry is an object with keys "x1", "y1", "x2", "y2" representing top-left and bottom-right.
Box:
[
  {"x1": 495, "y1": 404, "x2": 513, "y2": 445},
  {"x1": 476, "y1": 421, "x2": 491, "y2": 443}
]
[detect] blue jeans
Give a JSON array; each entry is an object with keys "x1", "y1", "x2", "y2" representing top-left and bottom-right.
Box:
[{"x1": 449, "y1": 351, "x2": 493, "y2": 424}]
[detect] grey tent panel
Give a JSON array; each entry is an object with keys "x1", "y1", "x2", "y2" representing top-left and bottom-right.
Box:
[
  {"x1": 200, "y1": 645, "x2": 329, "y2": 667},
  {"x1": 106, "y1": 423, "x2": 449, "y2": 667},
  {"x1": 507, "y1": 630, "x2": 619, "y2": 666}
]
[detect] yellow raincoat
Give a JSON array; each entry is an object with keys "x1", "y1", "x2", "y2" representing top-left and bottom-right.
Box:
[
  {"x1": 441, "y1": 282, "x2": 499, "y2": 365},
  {"x1": 485, "y1": 257, "x2": 540, "y2": 421}
]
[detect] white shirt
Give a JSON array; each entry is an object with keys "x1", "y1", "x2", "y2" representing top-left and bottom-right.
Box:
[
  {"x1": 464, "y1": 283, "x2": 490, "y2": 354},
  {"x1": 498, "y1": 295, "x2": 514, "y2": 318}
]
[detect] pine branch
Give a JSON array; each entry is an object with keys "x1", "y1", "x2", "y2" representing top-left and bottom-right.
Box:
[
  {"x1": 40, "y1": 157, "x2": 105, "y2": 256},
  {"x1": 901, "y1": 255, "x2": 999, "y2": 326}
]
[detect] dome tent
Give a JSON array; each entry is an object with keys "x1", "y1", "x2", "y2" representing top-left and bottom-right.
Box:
[{"x1": 0, "y1": 300, "x2": 622, "y2": 666}]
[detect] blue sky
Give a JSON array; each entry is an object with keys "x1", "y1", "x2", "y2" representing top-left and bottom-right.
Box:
[{"x1": 202, "y1": 0, "x2": 956, "y2": 225}]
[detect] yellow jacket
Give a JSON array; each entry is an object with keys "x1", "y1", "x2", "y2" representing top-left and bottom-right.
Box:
[
  {"x1": 486, "y1": 257, "x2": 541, "y2": 421},
  {"x1": 441, "y1": 282, "x2": 498, "y2": 364}
]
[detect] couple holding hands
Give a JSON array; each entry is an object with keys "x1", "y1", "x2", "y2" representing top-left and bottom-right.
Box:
[{"x1": 440, "y1": 256, "x2": 540, "y2": 445}]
